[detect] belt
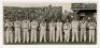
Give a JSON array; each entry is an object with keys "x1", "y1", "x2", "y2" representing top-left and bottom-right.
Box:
[
  {"x1": 23, "y1": 28, "x2": 28, "y2": 29},
  {"x1": 15, "y1": 27, "x2": 20, "y2": 28},
  {"x1": 31, "y1": 28, "x2": 37, "y2": 30},
  {"x1": 72, "y1": 28, "x2": 78, "y2": 29},
  {"x1": 64, "y1": 29, "x2": 68, "y2": 30},
  {"x1": 89, "y1": 29, "x2": 95, "y2": 30},
  {"x1": 81, "y1": 28, "x2": 86, "y2": 29}
]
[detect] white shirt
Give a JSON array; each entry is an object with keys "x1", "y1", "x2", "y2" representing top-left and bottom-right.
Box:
[
  {"x1": 22, "y1": 20, "x2": 30, "y2": 29},
  {"x1": 14, "y1": 20, "x2": 21, "y2": 28},
  {"x1": 71, "y1": 20, "x2": 79, "y2": 29},
  {"x1": 40, "y1": 22, "x2": 46, "y2": 32},
  {"x1": 31, "y1": 20, "x2": 38, "y2": 29},
  {"x1": 56, "y1": 21, "x2": 62, "y2": 31},
  {"x1": 88, "y1": 22, "x2": 96, "y2": 29},
  {"x1": 63, "y1": 22, "x2": 71, "y2": 30},
  {"x1": 80, "y1": 21, "x2": 87, "y2": 29},
  {"x1": 49, "y1": 22, "x2": 56, "y2": 31},
  {"x1": 5, "y1": 21, "x2": 13, "y2": 31}
]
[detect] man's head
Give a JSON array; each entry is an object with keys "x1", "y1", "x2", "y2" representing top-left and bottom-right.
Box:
[
  {"x1": 25, "y1": 16, "x2": 29, "y2": 20},
  {"x1": 5, "y1": 18, "x2": 10, "y2": 22},
  {"x1": 66, "y1": 19, "x2": 69, "y2": 22},
  {"x1": 41, "y1": 18, "x2": 45, "y2": 23},
  {"x1": 80, "y1": 12, "x2": 85, "y2": 17},
  {"x1": 15, "y1": 16, "x2": 19, "y2": 20},
  {"x1": 48, "y1": 5, "x2": 52, "y2": 9},
  {"x1": 51, "y1": 19, "x2": 54, "y2": 22},
  {"x1": 72, "y1": 16, "x2": 77, "y2": 20},
  {"x1": 88, "y1": 17, "x2": 92, "y2": 22},
  {"x1": 57, "y1": 19, "x2": 61, "y2": 22},
  {"x1": 82, "y1": 17, "x2": 86, "y2": 20}
]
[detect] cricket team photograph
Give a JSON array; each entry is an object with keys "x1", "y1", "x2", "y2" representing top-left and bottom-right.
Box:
[{"x1": 3, "y1": 3, "x2": 97, "y2": 44}]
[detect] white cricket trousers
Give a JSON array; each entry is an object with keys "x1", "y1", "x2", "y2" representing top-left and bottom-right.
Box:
[
  {"x1": 15, "y1": 29, "x2": 21, "y2": 43},
  {"x1": 89, "y1": 29, "x2": 95, "y2": 42},
  {"x1": 23, "y1": 29, "x2": 29, "y2": 43},
  {"x1": 56, "y1": 30, "x2": 62, "y2": 42},
  {"x1": 5, "y1": 31, "x2": 13, "y2": 43},
  {"x1": 31, "y1": 29, "x2": 37, "y2": 43},
  {"x1": 49, "y1": 29, "x2": 55, "y2": 42},
  {"x1": 40, "y1": 30, "x2": 46, "y2": 42},
  {"x1": 72, "y1": 29, "x2": 79, "y2": 42},
  {"x1": 64, "y1": 30, "x2": 70, "y2": 42},
  {"x1": 80, "y1": 29, "x2": 86, "y2": 42}
]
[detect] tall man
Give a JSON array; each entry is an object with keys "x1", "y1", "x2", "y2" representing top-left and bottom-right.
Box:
[
  {"x1": 56, "y1": 19, "x2": 63, "y2": 42},
  {"x1": 22, "y1": 17, "x2": 30, "y2": 43},
  {"x1": 63, "y1": 19, "x2": 71, "y2": 42},
  {"x1": 71, "y1": 17, "x2": 79, "y2": 42},
  {"x1": 5, "y1": 18, "x2": 13, "y2": 43},
  {"x1": 80, "y1": 17, "x2": 87, "y2": 42},
  {"x1": 39, "y1": 19, "x2": 46, "y2": 42},
  {"x1": 30, "y1": 19, "x2": 38, "y2": 43},
  {"x1": 49, "y1": 19, "x2": 56, "y2": 42},
  {"x1": 14, "y1": 17, "x2": 21, "y2": 43},
  {"x1": 88, "y1": 18, "x2": 96, "y2": 42}
]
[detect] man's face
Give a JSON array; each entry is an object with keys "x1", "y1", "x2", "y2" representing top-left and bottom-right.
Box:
[
  {"x1": 6, "y1": 19, "x2": 10, "y2": 22},
  {"x1": 16, "y1": 17, "x2": 18, "y2": 20},
  {"x1": 33, "y1": 19, "x2": 37, "y2": 21},
  {"x1": 71, "y1": 16, "x2": 73, "y2": 18},
  {"x1": 83, "y1": 18, "x2": 85, "y2": 20},
  {"x1": 66, "y1": 19, "x2": 69, "y2": 22}
]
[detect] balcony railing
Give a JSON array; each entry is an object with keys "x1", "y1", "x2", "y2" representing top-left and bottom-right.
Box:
[{"x1": 71, "y1": 3, "x2": 97, "y2": 10}]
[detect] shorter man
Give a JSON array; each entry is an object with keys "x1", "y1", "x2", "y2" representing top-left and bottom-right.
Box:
[
  {"x1": 5, "y1": 18, "x2": 13, "y2": 43},
  {"x1": 88, "y1": 18, "x2": 96, "y2": 42},
  {"x1": 80, "y1": 17, "x2": 87, "y2": 42},
  {"x1": 63, "y1": 19, "x2": 71, "y2": 42},
  {"x1": 39, "y1": 19, "x2": 46, "y2": 42}
]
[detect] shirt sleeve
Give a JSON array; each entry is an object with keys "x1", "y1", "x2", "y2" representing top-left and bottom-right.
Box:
[
  {"x1": 4, "y1": 23, "x2": 7, "y2": 27},
  {"x1": 28, "y1": 21, "x2": 31, "y2": 29},
  {"x1": 69, "y1": 23, "x2": 72, "y2": 30}
]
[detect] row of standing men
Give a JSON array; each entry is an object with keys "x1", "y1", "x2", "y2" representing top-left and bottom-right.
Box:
[{"x1": 4, "y1": 17, "x2": 96, "y2": 43}]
